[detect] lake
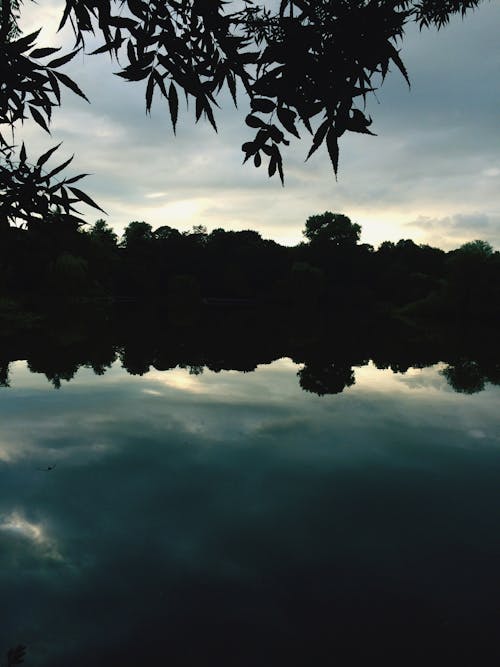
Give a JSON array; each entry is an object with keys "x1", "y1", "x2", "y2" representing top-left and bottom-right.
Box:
[{"x1": 2, "y1": 323, "x2": 500, "y2": 664}]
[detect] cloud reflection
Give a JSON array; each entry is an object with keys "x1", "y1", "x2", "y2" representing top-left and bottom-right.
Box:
[{"x1": 0, "y1": 511, "x2": 63, "y2": 562}]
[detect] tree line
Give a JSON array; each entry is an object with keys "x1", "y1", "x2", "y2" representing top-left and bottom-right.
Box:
[{"x1": 1, "y1": 210, "x2": 499, "y2": 320}]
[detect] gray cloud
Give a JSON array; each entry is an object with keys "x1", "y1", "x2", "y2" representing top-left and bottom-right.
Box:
[{"x1": 406, "y1": 212, "x2": 500, "y2": 249}]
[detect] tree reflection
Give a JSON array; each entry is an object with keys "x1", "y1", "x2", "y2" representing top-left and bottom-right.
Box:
[
  {"x1": 1, "y1": 307, "x2": 499, "y2": 397},
  {"x1": 298, "y1": 361, "x2": 355, "y2": 396},
  {"x1": 0, "y1": 361, "x2": 10, "y2": 387}
]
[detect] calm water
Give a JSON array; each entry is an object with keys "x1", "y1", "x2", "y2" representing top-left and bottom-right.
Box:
[{"x1": 2, "y1": 357, "x2": 500, "y2": 664}]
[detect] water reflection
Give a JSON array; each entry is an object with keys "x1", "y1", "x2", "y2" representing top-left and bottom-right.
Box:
[
  {"x1": 1, "y1": 370, "x2": 500, "y2": 663},
  {"x1": 1, "y1": 311, "x2": 500, "y2": 664},
  {"x1": 1, "y1": 307, "x2": 500, "y2": 396}
]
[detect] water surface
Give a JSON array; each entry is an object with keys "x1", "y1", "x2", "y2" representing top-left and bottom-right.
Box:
[{"x1": 1, "y1": 358, "x2": 500, "y2": 664}]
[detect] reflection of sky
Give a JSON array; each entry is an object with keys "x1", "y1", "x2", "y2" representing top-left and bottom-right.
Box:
[{"x1": 1, "y1": 360, "x2": 500, "y2": 663}]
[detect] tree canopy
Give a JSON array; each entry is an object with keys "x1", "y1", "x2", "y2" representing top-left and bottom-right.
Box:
[
  {"x1": 304, "y1": 212, "x2": 361, "y2": 246},
  {"x1": 0, "y1": 0, "x2": 485, "y2": 228}
]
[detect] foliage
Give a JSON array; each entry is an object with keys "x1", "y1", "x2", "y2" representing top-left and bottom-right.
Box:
[
  {"x1": 0, "y1": 0, "x2": 486, "y2": 225},
  {"x1": 0, "y1": 12, "x2": 104, "y2": 228},
  {"x1": 89, "y1": 218, "x2": 118, "y2": 246},
  {"x1": 455, "y1": 239, "x2": 494, "y2": 257},
  {"x1": 120, "y1": 220, "x2": 153, "y2": 248}
]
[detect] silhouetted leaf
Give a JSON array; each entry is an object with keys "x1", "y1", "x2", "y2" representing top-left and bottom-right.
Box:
[
  {"x1": 145, "y1": 74, "x2": 154, "y2": 113},
  {"x1": 63, "y1": 172, "x2": 90, "y2": 184},
  {"x1": 168, "y1": 83, "x2": 179, "y2": 133},
  {"x1": 305, "y1": 119, "x2": 329, "y2": 161},
  {"x1": 89, "y1": 41, "x2": 118, "y2": 56},
  {"x1": 68, "y1": 186, "x2": 106, "y2": 212},
  {"x1": 45, "y1": 155, "x2": 74, "y2": 180},
  {"x1": 47, "y1": 48, "x2": 81, "y2": 68},
  {"x1": 387, "y1": 43, "x2": 411, "y2": 88},
  {"x1": 54, "y1": 72, "x2": 89, "y2": 102},
  {"x1": 11, "y1": 29, "x2": 41, "y2": 53},
  {"x1": 277, "y1": 107, "x2": 300, "y2": 138},
  {"x1": 326, "y1": 128, "x2": 339, "y2": 178},
  {"x1": 245, "y1": 114, "x2": 264, "y2": 128},
  {"x1": 47, "y1": 70, "x2": 61, "y2": 104},
  {"x1": 30, "y1": 47, "x2": 60, "y2": 58},
  {"x1": 30, "y1": 106, "x2": 50, "y2": 133},
  {"x1": 37, "y1": 142, "x2": 62, "y2": 167},
  {"x1": 251, "y1": 98, "x2": 276, "y2": 113},
  {"x1": 268, "y1": 155, "x2": 277, "y2": 177},
  {"x1": 226, "y1": 72, "x2": 237, "y2": 105}
]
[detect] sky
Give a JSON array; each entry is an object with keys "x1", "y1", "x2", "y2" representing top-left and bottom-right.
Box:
[{"x1": 18, "y1": 0, "x2": 500, "y2": 249}]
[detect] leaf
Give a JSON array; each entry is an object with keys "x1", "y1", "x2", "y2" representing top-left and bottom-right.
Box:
[
  {"x1": 168, "y1": 83, "x2": 179, "y2": 133},
  {"x1": 10, "y1": 29, "x2": 42, "y2": 54},
  {"x1": 203, "y1": 101, "x2": 218, "y2": 132},
  {"x1": 153, "y1": 70, "x2": 167, "y2": 97},
  {"x1": 127, "y1": 40, "x2": 136, "y2": 65},
  {"x1": 20, "y1": 142, "x2": 27, "y2": 164},
  {"x1": 63, "y1": 173, "x2": 90, "y2": 184},
  {"x1": 68, "y1": 186, "x2": 106, "y2": 213},
  {"x1": 254, "y1": 151, "x2": 261, "y2": 167},
  {"x1": 346, "y1": 109, "x2": 377, "y2": 135},
  {"x1": 277, "y1": 107, "x2": 300, "y2": 138},
  {"x1": 242, "y1": 141, "x2": 255, "y2": 163},
  {"x1": 251, "y1": 98, "x2": 276, "y2": 113},
  {"x1": 54, "y1": 72, "x2": 89, "y2": 102},
  {"x1": 36, "y1": 142, "x2": 62, "y2": 167},
  {"x1": 305, "y1": 119, "x2": 329, "y2": 161},
  {"x1": 245, "y1": 114, "x2": 264, "y2": 129},
  {"x1": 195, "y1": 96, "x2": 203, "y2": 123},
  {"x1": 226, "y1": 72, "x2": 237, "y2": 106},
  {"x1": 277, "y1": 153, "x2": 284, "y2": 185},
  {"x1": 30, "y1": 47, "x2": 60, "y2": 59},
  {"x1": 108, "y1": 16, "x2": 137, "y2": 29},
  {"x1": 116, "y1": 68, "x2": 149, "y2": 82},
  {"x1": 386, "y1": 42, "x2": 410, "y2": 88},
  {"x1": 47, "y1": 71, "x2": 61, "y2": 104},
  {"x1": 326, "y1": 128, "x2": 339, "y2": 179},
  {"x1": 30, "y1": 106, "x2": 51, "y2": 133},
  {"x1": 146, "y1": 73, "x2": 154, "y2": 113},
  {"x1": 127, "y1": 0, "x2": 148, "y2": 18},
  {"x1": 45, "y1": 155, "x2": 74, "y2": 180},
  {"x1": 89, "y1": 41, "x2": 118, "y2": 56},
  {"x1": 268, "y1": 155, "x2": 277, "y2": 177},
  {"x1": 47, "y1": 48, "x2": 81, "y2": 69}
]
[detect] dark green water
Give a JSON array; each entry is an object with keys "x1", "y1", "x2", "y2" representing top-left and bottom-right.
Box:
[{"x1": 1, "y1": 358, "x2": 500, "y2": 665}]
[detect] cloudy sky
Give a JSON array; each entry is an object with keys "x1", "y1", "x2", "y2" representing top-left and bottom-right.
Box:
[{"x1": 19, "y1": 0, "x2": 500, "y2": 248}]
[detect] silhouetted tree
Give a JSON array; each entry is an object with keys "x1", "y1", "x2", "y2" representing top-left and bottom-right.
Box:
[
  {"x1": 446, "y1": 240, "x2": 498, "y2": 317},
  {"x1": 89, "y1": 218, "x2": 118, "y2": 249},
  {"x1": 303, "y1": 212, "x2": 361, "y2": 247},
  {"x1": 121, "y1": 221, "x2": 153, "y2": 249}
]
